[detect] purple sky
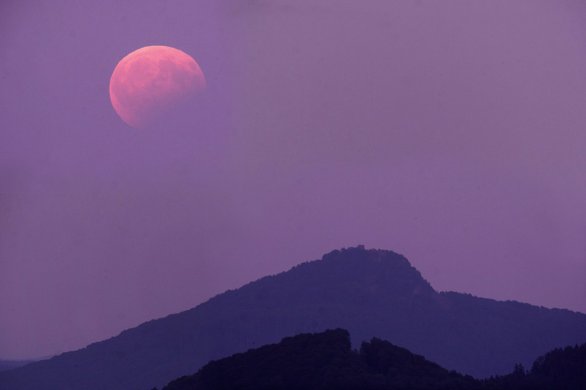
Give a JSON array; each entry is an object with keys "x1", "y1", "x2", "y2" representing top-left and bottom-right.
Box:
[{"x1": 1, "y1": 0, "x2": 586, "y2": 360}]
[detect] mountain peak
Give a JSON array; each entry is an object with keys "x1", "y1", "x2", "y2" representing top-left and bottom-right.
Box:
[
  {"x1": 2, "y1": 247, "x2": 585, "y2": 390},
  {"x1": 312, "y1": 245, "x2": 435, "y2": 297},
  {"x1": 321, "y1": 245, "x2": 404, "y2": 262},
  {"x1": 320, "y1": 245, "x2": 415, "y2": 271}
]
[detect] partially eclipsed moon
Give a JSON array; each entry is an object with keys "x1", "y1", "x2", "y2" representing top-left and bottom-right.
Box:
[{"x1": 109, "y1": 45, "x2": 206, "y2": 128}]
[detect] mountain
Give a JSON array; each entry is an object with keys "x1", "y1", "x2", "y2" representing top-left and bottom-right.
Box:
[
  {"x1": 1, "y1": 246, "x2": 585, "y2": 390},
  {"x1": 160, "y1": 329, "x2": 586, "y2": 390},
  {"x1": 0, "y1": 361, "x2": 34, "y2": 373},
  {"x1": 161, "y1": 329, "x2": 479, "y2": 390},
  {"x1": 488, "y1": 342, "x2": 586, "y2": 390}
]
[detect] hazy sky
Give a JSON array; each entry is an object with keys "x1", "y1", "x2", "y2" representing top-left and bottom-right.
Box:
[{"x1": 1, "y1": 0, "x2": 586, "y2": 359}]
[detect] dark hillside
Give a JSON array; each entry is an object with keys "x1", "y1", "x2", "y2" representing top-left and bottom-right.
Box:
[{"x1": 162, "y1": 329, "x2": 479, "y2": 390}]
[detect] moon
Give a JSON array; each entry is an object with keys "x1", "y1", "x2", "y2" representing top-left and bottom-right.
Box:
[{"x1": 109, "y1": 45, "x2": 206, "y2": 128}]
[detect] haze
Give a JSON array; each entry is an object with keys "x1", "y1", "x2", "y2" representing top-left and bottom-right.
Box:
[{"x1": 1, "y1": 0, "x2": 586, "y2": 360}]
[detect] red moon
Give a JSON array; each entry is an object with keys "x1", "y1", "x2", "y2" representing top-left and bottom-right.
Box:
[{"x1": 109, "y1": 45, "x2": 206, "y2": 128}]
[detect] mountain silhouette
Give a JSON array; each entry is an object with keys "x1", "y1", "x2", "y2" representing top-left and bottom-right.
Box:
[
  {"x1": 0, "y1": 361, "x2": 34, "y2": 373},
  {"x1": 161, "y1": 329, "x2": 479, "y2": 390},
  {"x1": 159, "y1": 329, "x2": 586, "y2": 390},
  {"x1": 1, "y1": 246, "x2": 585, "y2": 390}
]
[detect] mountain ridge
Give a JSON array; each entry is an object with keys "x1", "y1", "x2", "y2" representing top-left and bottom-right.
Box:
[
  {"x1": 1, "y1": 246, "x2": 585, "y2": 390},
  {"x1": 160, "y1": 329, "x2": 586, "y2": 390},
  {"x1": 161, "y1": 329, "x2": 480, "y2": 390}
]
